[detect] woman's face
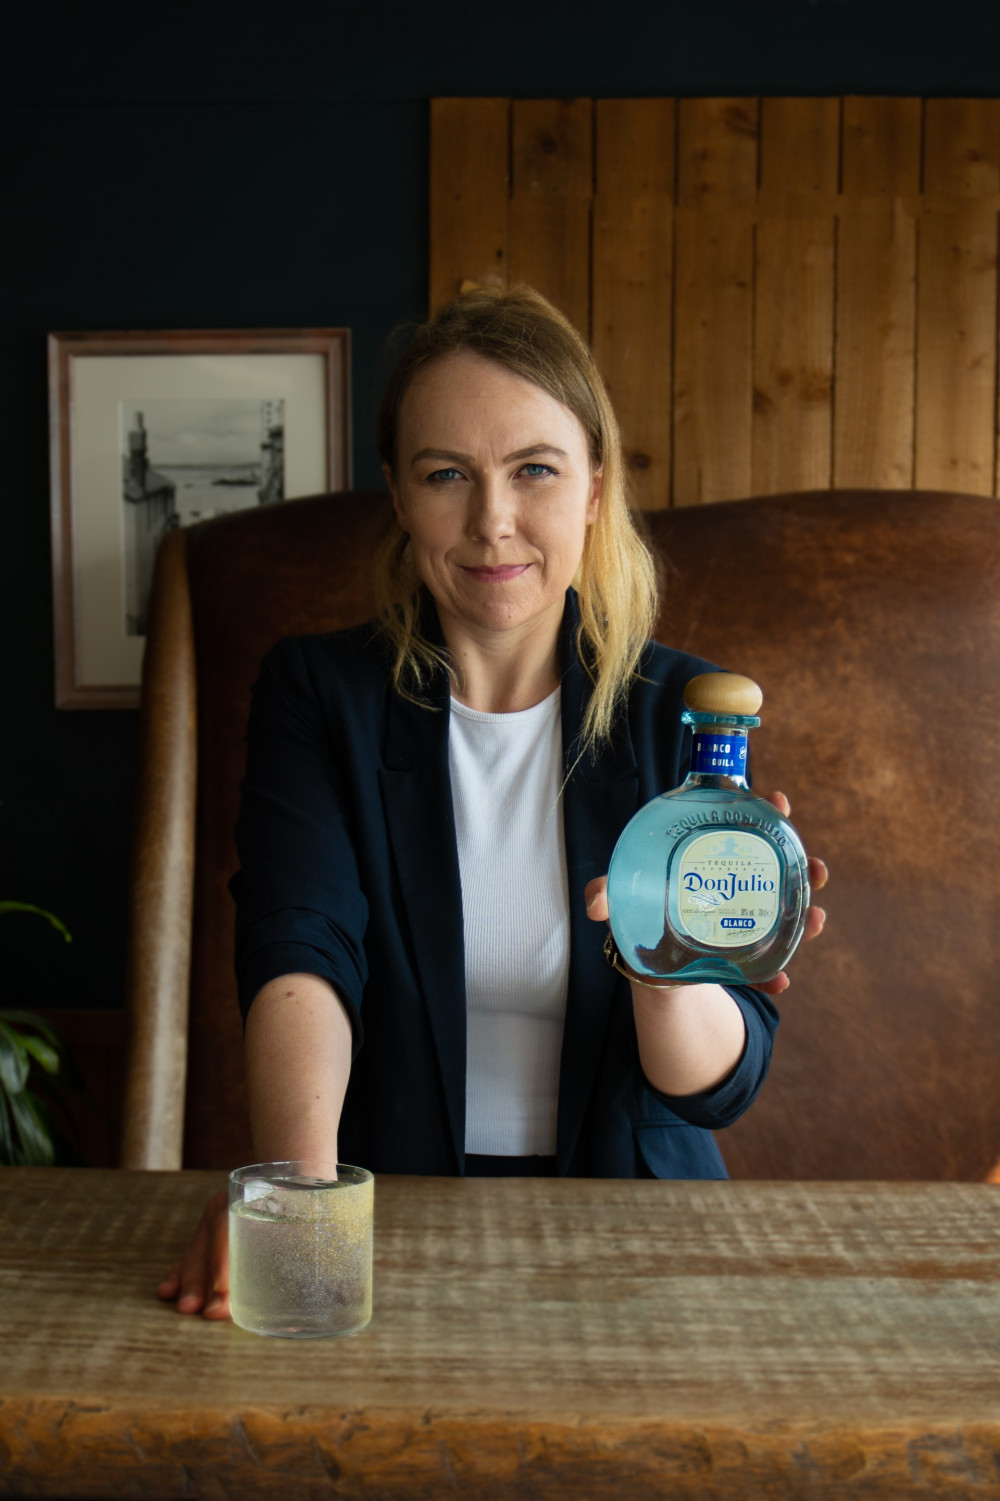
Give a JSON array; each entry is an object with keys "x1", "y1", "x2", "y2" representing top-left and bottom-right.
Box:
[{"x1": 386, "y1": 350, "x2": 601, "y2": 649}]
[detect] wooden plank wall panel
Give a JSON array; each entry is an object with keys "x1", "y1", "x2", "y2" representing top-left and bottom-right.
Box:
[
  {"x1": 673, "y1": 100, "x2": 757, "y2": 507},
  {"x1": 753, "y1": 98, "x2": 839, "y2": 495},
  {"x1": 841, "y1": 94, "x2": 922, "y2": 197},
  {"x1": 834, "y1": 98, "x2": 920, "y2": 488},
  {"x1": 429, "y1": 96, "x2": 1000, "y2": 506},
  {"x1": 917, "y1": 100, "x2": 1000, "y2": 495},
  {"x1": 759, "y1": 95, "x2": 841, "y2": 195},
  {"x1": 428, "y1": 99, "x2": 510, "y2": 314},
  {"x1": 676, "y1": 97, "x2": 759, "y2": 203},
  {"x1": 592, "y1": 100, "x2": 675, "y2": 510},
  {"x1": 508, "y1": 99, "x2": 592, "y2": 337}
]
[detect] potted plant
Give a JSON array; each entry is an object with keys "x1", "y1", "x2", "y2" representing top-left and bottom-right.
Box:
[{"x1": 0, "y1": 902, "x2": 76, "y2": 1165}]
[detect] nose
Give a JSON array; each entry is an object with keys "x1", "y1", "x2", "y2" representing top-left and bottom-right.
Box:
[{"x1": 466, "y1": 475, "x2": 515, "y2": 544}]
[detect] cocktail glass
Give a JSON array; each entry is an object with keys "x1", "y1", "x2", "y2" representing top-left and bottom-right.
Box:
[{"x1": 228, "y1": 1161, "x2": 373, "y2": 1338}]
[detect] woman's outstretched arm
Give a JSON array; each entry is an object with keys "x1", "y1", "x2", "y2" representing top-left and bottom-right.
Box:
[
  {"x1": 156, "y1": 973, "x2": 352, "y2": 1318},
  {"x1": 244, "y1": 973, "x2": 353, "y2": 1169}
]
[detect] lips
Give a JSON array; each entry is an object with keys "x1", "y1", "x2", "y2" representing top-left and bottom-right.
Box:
[{"x1": 460, "y1": 564, "x2": 531, "y2": 582}]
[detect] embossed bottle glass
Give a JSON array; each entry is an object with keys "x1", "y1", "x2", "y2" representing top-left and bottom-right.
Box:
[{"x1": 606, "y1": 674, "x2": 810, "y2": 986}]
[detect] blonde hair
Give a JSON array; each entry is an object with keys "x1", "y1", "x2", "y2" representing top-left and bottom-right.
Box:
[{"x1": 374, "y1": 284, "x2": 659, "y2": 759}]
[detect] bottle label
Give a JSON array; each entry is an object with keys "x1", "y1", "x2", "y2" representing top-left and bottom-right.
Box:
[
  {"x1": 674, "y1": 830, "x2": 781, "y2": 947},
  {"x1": 691, "y1": 734, "x2": 748, "y2": 777}
]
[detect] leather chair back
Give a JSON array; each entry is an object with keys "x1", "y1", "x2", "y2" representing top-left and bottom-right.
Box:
[{"x1": 122, "y1": 489, "x2": 1000, "y2": 1179}]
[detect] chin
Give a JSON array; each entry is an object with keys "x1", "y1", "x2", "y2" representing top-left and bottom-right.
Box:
[{"x1": 470, "y1": 603, "x2": 534, "y2": 631}]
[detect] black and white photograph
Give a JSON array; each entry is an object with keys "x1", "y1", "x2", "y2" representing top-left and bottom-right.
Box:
[
  {"x1": 48, "y1": 327, "x2": 350, "y2": 707},
  {"x1": 120, "y1": 398, "x2": 285, "y2": 635}
]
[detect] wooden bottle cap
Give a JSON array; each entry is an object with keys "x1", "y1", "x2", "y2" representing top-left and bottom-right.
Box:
[{"x1": 684, "y1": 672, "x2": 763, "y2": 717}]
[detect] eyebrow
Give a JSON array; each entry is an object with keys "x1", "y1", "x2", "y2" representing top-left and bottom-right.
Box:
[{"x1": 409, "y1": 443, "x2": 571, "y2": 468}]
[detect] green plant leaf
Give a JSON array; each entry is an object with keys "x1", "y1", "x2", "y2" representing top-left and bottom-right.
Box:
[
  {"x1": 27, "y1": 1082, "x2": 83, "y2": 1166},
  {"x1": 8, "y1": 1089, "x2": 55, "y2": 1166},
  {"x1": 0, "y1": 1088, "x2": 15, "y2": 1165},
  {"x1": 0, "y1": 902, "x2": 72, "y2": 942},
  {"x1": 0, "y1": 1007, "x2": 86, "y2": 1166},
  {"x1": 0, "y1": 1022, "x2": 31, "y2": 1094},
  {"x1": 0, "y1": 1010, "x2": 63, "y2": 1049},
  {"x1": 30, "y1": 1091, "x2": 58, "y2": 1145},
  {"x1": 20, "y1": 1032, "x2": 61, "y2": 1076}
]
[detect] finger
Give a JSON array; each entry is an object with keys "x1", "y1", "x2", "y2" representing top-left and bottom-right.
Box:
[
  {"x1": 766, "y1": 790, "x2": 791, "y2": 816},
  {"x1": 803, "y1": 906, "x2": 827, "y2": 941},
  {"x1": 175, "y1": 1216, "x2": 210, "y2": 1314},
  {"x1": 157, "y1": 1259, "x2": 183, "y2": 1301},
  {"x1": 203, "y1": 1199, "x2": 231, "y2": 1320},
  {"x1": 755, "y1": 971, "x2": 791, "y2": 996},
  {"x1": 176, "y1": 1277, "x2": 207, "y2": 1313},
  {"x1": 808, "y1": 857, "x2": 828, "y2": 892},
  {"x1": 584, "y1": 876, "x2": 609, "y2": 923},
  {"x1": 203, "y1": 1290, "x2": 231, "y2": 1319}
]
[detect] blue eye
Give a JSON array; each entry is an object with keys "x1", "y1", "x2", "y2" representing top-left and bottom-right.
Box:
[
  {"x1": 427, "y1": 467, "x2": 463, "y2": 483},
  {"x1": 521, "y1": 463, "x2": 554, "y2": 478}
]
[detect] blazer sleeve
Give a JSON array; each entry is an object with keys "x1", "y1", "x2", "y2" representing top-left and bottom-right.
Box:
[
  {"x1": 229, "y1": 635, "x2": 369, "y2": 1054},
  {"x1": 641, "y1": 983, "x2": 780, "y2": 1130}
]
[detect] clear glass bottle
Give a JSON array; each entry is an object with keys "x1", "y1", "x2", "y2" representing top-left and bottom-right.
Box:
[{"x1": 606, "y1": 673, "x2": 810, "y2": 986}]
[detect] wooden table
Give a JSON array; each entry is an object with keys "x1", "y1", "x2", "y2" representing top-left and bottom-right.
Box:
[{"x1": 1, "y1": 1171, "x2": 998, "y2": 1499}]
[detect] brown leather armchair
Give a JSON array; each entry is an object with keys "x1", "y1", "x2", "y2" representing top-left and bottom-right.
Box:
[{"x1": 121, "y1": 489, "x2": 1000, "y2": 1180}]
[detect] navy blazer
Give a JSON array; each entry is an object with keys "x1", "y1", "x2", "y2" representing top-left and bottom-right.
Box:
[{"x1": 231, "y1": 591, "x2": 778, "y2": 1179}]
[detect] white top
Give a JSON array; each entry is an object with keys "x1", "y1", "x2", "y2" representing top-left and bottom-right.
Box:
[{"x1": 448, "y1": 688, "x2": 569, "y2": 1156}]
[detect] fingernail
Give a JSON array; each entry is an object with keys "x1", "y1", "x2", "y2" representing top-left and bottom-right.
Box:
[{"x1": 205, "y1": 1295, "x2": 222, "y2": 1313}]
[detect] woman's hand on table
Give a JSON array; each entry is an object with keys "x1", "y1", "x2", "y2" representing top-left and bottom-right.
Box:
[
  {"x1": 155, "y1": 974, "x2": 352, "y2": 1318},
  {"x1": 157, "y1": 1189, "x2": 230, "y2": 1319},
  {"x1": 585, "y1": 790, "x2": 827, "y2": 998}
]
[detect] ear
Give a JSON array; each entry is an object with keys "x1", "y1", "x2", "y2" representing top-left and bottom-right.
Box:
[
  {"x1": 586, "y1": 466, "x2": 603, "y2": 525},
  {"x1": 384, "y1": 462, "x2": 410, "y2": 533}
]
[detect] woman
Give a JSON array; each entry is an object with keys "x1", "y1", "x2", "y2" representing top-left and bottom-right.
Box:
[{"x1": 159, "y1": 285, "x2": 827, "y2": 1319}]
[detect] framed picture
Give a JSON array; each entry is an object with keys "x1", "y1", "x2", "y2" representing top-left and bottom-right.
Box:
[{"x1": 48, "y1": 327, "x2": 351, "y2": 709}]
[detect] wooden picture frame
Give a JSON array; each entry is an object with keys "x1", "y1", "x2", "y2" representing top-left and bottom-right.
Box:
[{"x1": 48, "y1": 327, "x2": 351, "y2": 709}]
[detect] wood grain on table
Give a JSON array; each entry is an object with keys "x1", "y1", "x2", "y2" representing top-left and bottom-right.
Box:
[{"x1": 1, "y1": 1170, "x2": 998, "y2": 1498}]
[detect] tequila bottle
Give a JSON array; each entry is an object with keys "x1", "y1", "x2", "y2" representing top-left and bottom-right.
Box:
[{"x1": 606, "y1": 673, "x2": 810, "y2": 986}]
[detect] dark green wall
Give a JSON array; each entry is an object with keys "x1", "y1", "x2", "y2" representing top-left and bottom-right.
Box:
[{"x1": 3, "y1": 0, "x2": 996, "y2": 1010}]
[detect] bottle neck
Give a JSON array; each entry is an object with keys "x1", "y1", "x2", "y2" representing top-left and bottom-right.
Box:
[{"x1": 682, "y1": 710, "x2": 758, "y2": 789}]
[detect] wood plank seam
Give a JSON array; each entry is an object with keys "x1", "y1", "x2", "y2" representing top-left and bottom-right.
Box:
[{"x1": 431, "y1": 96, "x2": 1000, "y2": 505}]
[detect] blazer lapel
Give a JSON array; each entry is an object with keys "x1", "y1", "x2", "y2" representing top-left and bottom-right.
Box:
[
  {"x1": 556, "y1": 597, "x2": 640, "y2": 1171},
  {"x1": 379, "y1": 663, "x2": 468, "y2": 1170}
]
